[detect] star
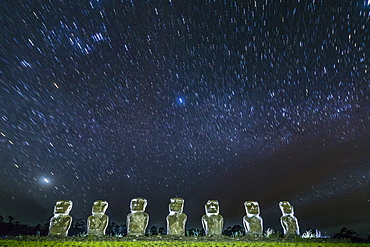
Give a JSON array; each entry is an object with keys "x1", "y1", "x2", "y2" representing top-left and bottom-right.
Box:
[
  {"x1": 40, "y1": 177, "x2": 51, "y2": 185},
  {"x1": 177, "y1": 97, "x2": 185, "y2": 105},
  {"x1": 0, "y1": 0, "x2": 368, "y2": 237}
]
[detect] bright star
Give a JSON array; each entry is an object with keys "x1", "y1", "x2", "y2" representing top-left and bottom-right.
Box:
[
  {"x1": 39, "y1": 177, "x2": 51, "y2": 185},
  {"x1": 177, "y1": 97, "x2": 185, "y2": 105}
]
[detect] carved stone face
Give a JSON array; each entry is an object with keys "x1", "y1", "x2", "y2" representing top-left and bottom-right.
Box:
[
  {"x1": 130, "y1": 198, "x2": 147, "y2": 212},
  {"x1": 279, "y1": 201, "x2": 294, "y2": 215},
  {"x1": 92, "y1": 200, "x2": 108, "y2": 214},
  {"x1": 169, "y1": 198, "x2": 184, "y2": 213},
  {"x1": 54, "y1": 200, "x2": 72, "y2": 215},
  {"x1": 244, "y1": 201, "x2": 260, "y2": 215},
  {"x1": 205, "y1": 200, "x2": 219, "y2": 215}
]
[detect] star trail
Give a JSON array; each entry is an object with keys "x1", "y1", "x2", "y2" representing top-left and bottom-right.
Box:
[{"x1": 1, "y1": 0, "x2": 369, "y2": 237}]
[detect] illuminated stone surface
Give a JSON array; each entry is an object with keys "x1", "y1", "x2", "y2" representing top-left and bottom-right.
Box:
[
  {"x1": 201, "y1": 200, "x2": 223, "y2": 236},
  {"x1": 127, "y1": 197, "x2": 149, "y2": 236},
  {"x1": 279, "y1": 201, "x2": 300, "y2": 235},
  {"x1": 87, "y1": 200, "x2": 109, "y2": 236},
  {"x1": 48, "y1": 200, "x2": 73, "y2": 236},
  {"x1": 166, "y1": 197, "x2": 187, "y2": 236},
  {"x1": 243, "y1": 201, "x2": 263, "y2": 236}
]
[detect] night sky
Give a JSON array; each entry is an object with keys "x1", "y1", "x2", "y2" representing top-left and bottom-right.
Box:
[{"x1": 1, "y1": 0, "x2": 369, "y2": 237}]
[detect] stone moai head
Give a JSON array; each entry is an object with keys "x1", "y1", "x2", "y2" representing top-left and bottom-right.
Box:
[
  {"x1": 169, "y1": 197, "x2": 184, "y2": 214},
  {"x1": 87, "y1": 200, "x2": 109, "y2": 236},
  {"x1": 49, "y1": 200, "x2": 73, "y2": 236},
  {"x1": 205, "y1": 200, "x2": 219, "y2": 216},
  {"x1": 130, "y1": 197, "x2": 147, "y2": 212},
  {"x1": 127, "y1": 197, "x2": 149, "y2": 236},
  {"x1": 243, "y1": 201, "x2": 263, "y2": 236},
  {"x1": 279, "y1": 201, "x2": 299, "y2": 236},
  {"x1": 244, "y1": 201, "x2": 260, "y2": 216},
  {"x1": 279, "y1": 201, "x2": 294, "y2": 216},
  {"x1": 167, "y1": 197, "x2": 187, "y2": 236},
  {"x1": 92, "y1": 200, "x2": 108, "y2": 215},
  {"x1": 202, "y1": 200, "x2": 223, "y2": 236},
  {"x1": 54, "y1": 200, "x2": 73, "y2": 215}
]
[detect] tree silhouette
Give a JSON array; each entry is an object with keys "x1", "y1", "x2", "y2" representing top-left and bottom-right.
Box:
[
  {"x1": 232, "y1": 225, "x2": 244, "y2": 236},
  {"x1": 8, "y1": 216, "x2": 14, "y2": 224},
  {"x1": 333, "y1": 227, "x2": 366, "y2": 243},
  {"x1": 149, "y1": 225, "x2": 158, "y2": 235},
  {"x1": 222, "y1": 226, "x2": 233, "y2": 236},
  {"x1": 0, "y1": 216, "x2": 49, "y2": 237},
  {"x1": 158, "y1": 227, "x2": 165, "y2": 235},
  {"x1": 69, "y1": 218, "x2": 86, "y2": 236}
]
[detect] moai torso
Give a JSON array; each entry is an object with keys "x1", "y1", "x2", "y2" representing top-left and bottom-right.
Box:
[
  {"x1": 201, "y1": 200, "x2": 224, "y2": 236},
  {"x1": 49, "y1": 200, "x2": 73, "y2": 236},
  {"x1": 166, "y1": 198, "x2": 187, "y2": 236},
  {"x1": 243, "y1": 201, "x2": 263, "y2": 236},
  {"x1": 281, "y1": 215, "x2": 299, "y2": 235},
  {"x1": 127, "y1": 198, "x2": 149, "y2": 236},
  {"x1": 87, "y1": 200, "x2": 109, "y2": 236},
  {"x1": 279, "y1": 201, "x2": 300, "y2": 236}
]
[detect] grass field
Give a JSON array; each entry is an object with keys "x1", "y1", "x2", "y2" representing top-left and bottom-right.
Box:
[
  {"x1": 0, "y1": 240, "x2": 369, "y2": 247},
  {"x1": 0, "y1": 236, "x2": 368, "y2": 247}
]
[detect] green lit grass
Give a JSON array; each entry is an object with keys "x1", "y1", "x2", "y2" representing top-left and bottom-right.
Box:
[
  {"x1": 0, "y1": 240, "x2": 368, "y2": 247},
  {"x1": 0, "y1": 241, "x2": 368, "y2": 247},
  {"x1": 0, "y1": 237, "x2": 368, "y2": 247}
]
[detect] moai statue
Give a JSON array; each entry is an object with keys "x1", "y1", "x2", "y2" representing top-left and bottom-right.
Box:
[
  {"x1": 166, "y1": 197, "x2": 187, "y2": 236},
  {"x1": 126, "y1": 197, "x2": 149, "y2": 236},
  {"x1": 87, "y1": 200, "x2": 109, "y2": 236},
  {"x1": 49, "y1": 200, "x2": 73, "y2": 236},
  {"x1": 201, "y1": 200, "x2": 224, "y2": 236},
  {"x1": 279, "y1": 201, "x2": 300, "y2": 236},
  {"x1": 243, "y1": 201, "x2": 263, "y2": 236}
]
